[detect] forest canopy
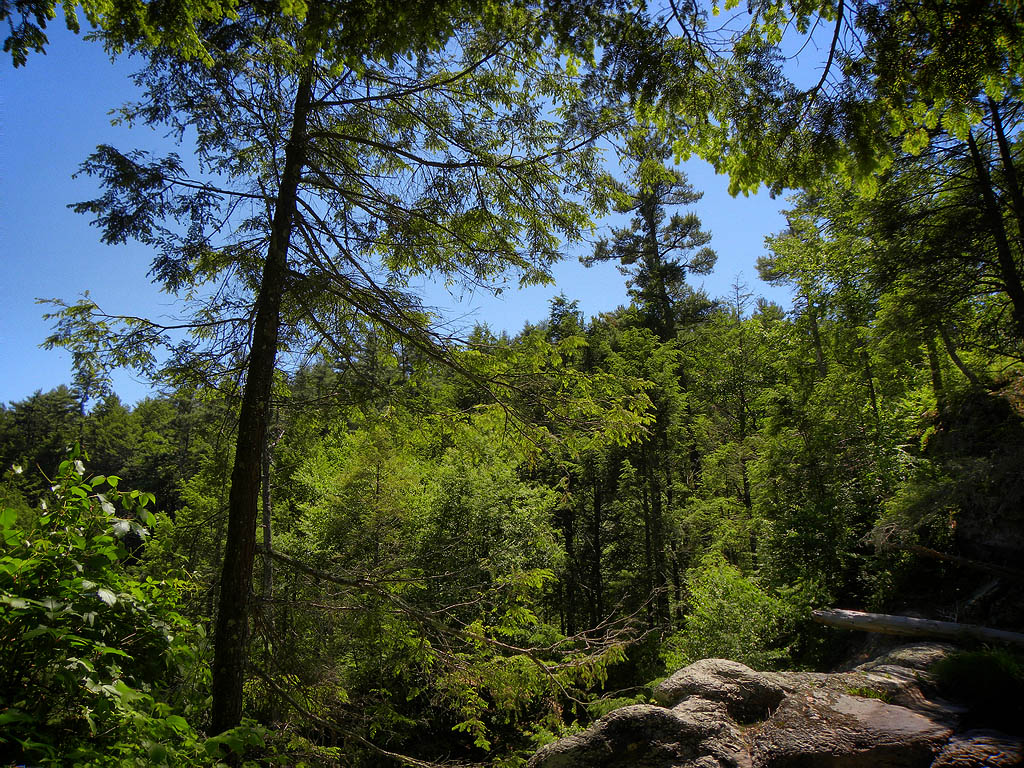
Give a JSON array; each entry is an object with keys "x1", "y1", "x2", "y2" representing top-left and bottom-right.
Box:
[{"x1": 3, "y1": 0, "x2": 1024, "y2": 765}]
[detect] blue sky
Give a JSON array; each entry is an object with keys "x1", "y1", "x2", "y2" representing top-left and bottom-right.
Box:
[{"x1": 1, "y1": 24, "x2": 793, "y2": 407}]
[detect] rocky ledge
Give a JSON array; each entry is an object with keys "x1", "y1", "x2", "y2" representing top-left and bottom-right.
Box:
[{"x1": 529, "y1": 644, "x2": 1023, "y2": 768}]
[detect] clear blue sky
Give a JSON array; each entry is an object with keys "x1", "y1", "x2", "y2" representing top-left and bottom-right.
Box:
[{"x1": 1, "y1": 24, "x2": 792, "y2": 408}]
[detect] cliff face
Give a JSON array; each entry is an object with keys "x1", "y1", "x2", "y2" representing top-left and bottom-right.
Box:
[{"x1": 529, "y1": 644, "x2": 1023, "y2": 768}]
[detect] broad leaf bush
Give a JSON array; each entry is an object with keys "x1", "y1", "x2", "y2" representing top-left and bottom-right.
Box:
[{"x1": 0, "y1": 447, "x2": 210, "y2": 765}]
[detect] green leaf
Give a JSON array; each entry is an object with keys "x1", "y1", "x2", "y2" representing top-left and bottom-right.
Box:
[
  {"x1": 96, "y1": 588, "x2": 117, "y2": 606},
  {"x1": 95, "y1": 645, "x2": 129, "y2": 657},
  {"x1": 0, "y1": 708, "x2": 31, "y2": 725},
  {"x1": 147, "y1": 742, "x2": 170, "y2": 763},
  {"x1": 23, "y1": 624, "x2": 51, "y2": 640},
  {"x1": 112, "y1": 679, "x2": 145, "y2": 703},
  {"x1": 205, "y1": 731, "x2": 245, "y2": 756},
  {"x1": 163, "y1": 714, "x2": 190, "y2": 733},
  {"x1": 42, "y1": 597, "x2": 64, "y2": 613}
]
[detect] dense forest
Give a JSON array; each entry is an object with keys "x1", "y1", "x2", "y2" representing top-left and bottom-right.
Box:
[{"x1": 3, "y1": 0, "x2": 1024, "y2": 765}]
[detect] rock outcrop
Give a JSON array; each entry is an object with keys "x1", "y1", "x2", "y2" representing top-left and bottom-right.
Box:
[{"x1": 529, "y1": 644, "x2": 1023, "y2": 768}]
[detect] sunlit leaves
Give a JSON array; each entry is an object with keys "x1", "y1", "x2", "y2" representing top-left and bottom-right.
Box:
[
  {"x1": 638, "y1": 0, "x2": 1024, "y2": 194},
  {"x1": 279, "y1": 404, "x2": 628, "y2": 755},
  {"x1": 49, "y1": 2, "x2": 639, "y2": 417},
  {"x1": 0, "y1": 448, "x2": 207, "y2": 764}
]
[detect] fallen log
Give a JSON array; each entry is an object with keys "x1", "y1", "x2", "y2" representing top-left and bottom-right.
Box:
[{"x1": 811, "y1": 608, "x2": 1024, "y2": 648}]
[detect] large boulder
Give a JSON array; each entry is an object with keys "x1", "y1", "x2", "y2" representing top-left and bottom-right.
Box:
[
  {"x1": 529, "y1": 644, "x2": 1018, "y2": 768},
  {"x1": 653, "y1": 658, "x2": 788, "y2": 722},
  {"x1": 528, "y1": 699, "x2": 750, "y2": 768}
]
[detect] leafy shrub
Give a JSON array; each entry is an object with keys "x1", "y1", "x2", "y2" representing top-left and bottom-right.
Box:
[
  {"x1": 662, "y1": 557, "x2": 793, "y2": 672},
  {"x1": 0, "y1": 447, "x2": 210, "y2": 765}
]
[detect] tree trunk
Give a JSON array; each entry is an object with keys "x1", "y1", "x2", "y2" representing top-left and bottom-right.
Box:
[
  {"x1": 260, "y1": 416, "x2": 274, "y2": 601},
  {"x1": 903, "y1": 543, "x2": 1024, "y2": 581},
  {"x1": 562, "y1": 499, "x2": 578, "y2": 638},
  {"x1": 807, "y1": 299, "x2": 828, "y2": 378},
  {"x1": 811, "y1": 608, "x2": 1024, "y2": 647},
  {"x1": 671, "y1": 540, "x2": 683, "y2": 625},
  {"x1": 988, "y1": 97, "x2": 1024, "y2": 258},
  {"x1": 926, "y1": 335, "x2": 944, "y2": 408},
  {"x1": 861, "y1": 347, "x2": 881, "y2": 435},
  {"x1": 210, "y1": 65, "x2": 314, "y2": 736},
  {"x1": 938, "y1": 325, "x2": 983, "y2": 390},
  {"x1": 591, "y1": 476, "x2": 604, "y2": 625},
  {"x1": 640, "y1": 477, "x2": 654, "y2": 629},
  {"x1": 966, "y1": 129, "x2": 1024, "y2": 341},
  {"x1": 649, "y1": 466, "x2": 669, "y2": 627},
  {"x1": 684, "y1": 402, "x2": 702, "y2": 488}
]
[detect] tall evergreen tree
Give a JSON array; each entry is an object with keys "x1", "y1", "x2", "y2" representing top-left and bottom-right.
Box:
[
  {"x1": 45, "y1": 0, "x2": 669, "y2": 733},
  {"x1": 583, "y1": 139, "x2": 716, "y2": 342}
]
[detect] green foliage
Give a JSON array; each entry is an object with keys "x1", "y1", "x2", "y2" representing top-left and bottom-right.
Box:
[
  {"x1": 583, "y1": 137, "x2": 716, "y2": 342},
  {"x1": 652, "y1": 0, "x2": 1024, "y2": 194},
  {"x1": 11, "y1": 0, "x2": 1024, "y2": 760},
  {"x1": 3, "y1": 0, "x2": 502, "y2": 69},
  {"x1": 10, "y1": 281, "x2": 1024, "y2": 762},
  {"x1": 875, "y1": 458, "x2": 958, "y2": 552},
  {"x1": 586, "y1": 691, "x2": 651, "y2": 719},
  {"x1": 251, "y1": 407, "x2": 631, "y2": 763},
  {"x1": 0, "y1": 448, "x2": 210, "y2": 765},
  {"x1": 663, "y1": 557, "x2": 794, "y2": 671},
  {"x1": 0, "y1": 386, "x2": 83, "y2": 498},
  {"x1": 1, "y1": 0, "x2": 239, "y2": 67},
  {"x1": 870, "y1": 386, "x2": 1024, "y2": 607}
]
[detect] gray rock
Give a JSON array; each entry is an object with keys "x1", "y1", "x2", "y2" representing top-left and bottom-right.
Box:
[
  {"x1": 774, "y1": 645, "x2": 966, "y2": 728},
  {"x1": 858, "y1": 643, "x2": 957, "y2": 673},
  {"x1": 528, "y1": 699, "x2": 751, "y2": 768},
  {"x1": 529, "y1": 644, "x2": 1001, "y2": 768},
  {"x1": 751, "y1": 688, "x2": 953, "y2": 767},
  {"x1": 653, "y1": 658, "x2": 788, "y2": 722},
  {"x1": 931, "y1": 730, "x2": 1024, "y2": 767}
]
